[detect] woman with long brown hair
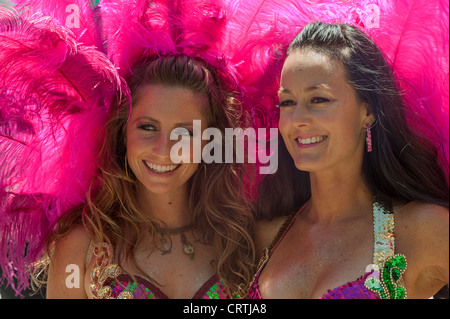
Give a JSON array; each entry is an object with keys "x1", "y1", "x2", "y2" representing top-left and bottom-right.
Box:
[{"x1": 46, "y1": 54, "x2": 256, "y2": 299}]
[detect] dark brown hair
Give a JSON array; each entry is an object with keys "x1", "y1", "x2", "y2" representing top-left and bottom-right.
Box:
[{"x1": 256, "y1": 22, "x2": 449, "y2": 220}]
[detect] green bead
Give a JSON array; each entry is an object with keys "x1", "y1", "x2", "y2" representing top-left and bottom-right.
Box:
[
  {"x1": 396, "y1": 287, "x2": 406, "y2": 299},
  {"x1": 366, "y1": 278, "x2": 381, "y2": 290}
]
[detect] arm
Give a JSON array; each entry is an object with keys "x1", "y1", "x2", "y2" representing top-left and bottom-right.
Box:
[
  {"x1": 396, "y1": 202, "x2": 449, "y2": 299},
  {"x1": 46, "y1": 226, "x2": 92, "y2": 299}
]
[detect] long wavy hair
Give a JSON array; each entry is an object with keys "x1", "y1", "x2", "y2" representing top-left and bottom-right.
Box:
[
  {"x1": 45, "y1": 54, "x2": 256, "y2": 298},
  {"x1": 256, "y1": 22, "x2": 449, "y2": 220}
]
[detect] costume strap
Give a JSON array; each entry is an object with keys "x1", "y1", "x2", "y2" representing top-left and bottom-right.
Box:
[
  {"x1": 267, "y1": 202, "x2": 309, "y2": 256},
  {"x1": 365, "y1": 201, "x2": 408, "y2": 299},
  {"x1": 252, "y1": 202, "x2": 309, "y2": 281},
  {"x1": 372, "y1": 201, "x2": 395, "y2": 268}
]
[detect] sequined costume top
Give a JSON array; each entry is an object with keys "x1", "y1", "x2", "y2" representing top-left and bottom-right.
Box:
[
  {"x1": 87, "y1": 243, "x2": 227, "y2": 299},
  {"x1": 247, "y1": 202, "x2": 407, "y2": 299}
]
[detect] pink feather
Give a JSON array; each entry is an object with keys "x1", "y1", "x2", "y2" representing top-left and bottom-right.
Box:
[
  {"x1": 0, "y1": 7, "x2": 126, "y2": 294},
  {"x1": 366, "y1": 0, "x2": 449, "y2": 180},
  {"x1": 14, "y1": 0, "x2": 106, "y2": 52}
]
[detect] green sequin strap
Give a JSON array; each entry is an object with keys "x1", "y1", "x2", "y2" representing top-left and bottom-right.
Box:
[
  {"x1": 372, "y1": 202, "x2": 395, "y2": 268},
  {"x1": 364, "y1": 202, "x2": 407, "y2": 299}
]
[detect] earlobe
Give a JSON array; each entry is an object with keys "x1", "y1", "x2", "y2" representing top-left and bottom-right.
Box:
[{"x1": 363, "y1": 102, "x2": 376, "y2": 125}]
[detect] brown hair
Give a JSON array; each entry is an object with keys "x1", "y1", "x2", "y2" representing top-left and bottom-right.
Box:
[{"x1": 47, "y1": 54, "x2": 256, "y2": 298}]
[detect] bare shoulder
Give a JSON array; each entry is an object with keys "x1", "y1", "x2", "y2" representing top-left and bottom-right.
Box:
[
  {"x1": 395, "y1": 202, "x2": 449, "y2": 298},
  {"x1": 52, "y1": 225, "x2": 92, "y2": 263},
  {"x1": 395, "y1": 202, "x2": 448, "y2": 239},
  {"x1": 46, "y1": 225, "x2": 92, "y2": 299},
  {"x1": 255, "y1": 216, "x2": 289, "y2": 258}
]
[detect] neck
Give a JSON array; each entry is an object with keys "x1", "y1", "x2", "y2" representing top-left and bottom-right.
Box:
[
  {"x1": 307, "y1": 166, "x2": 373, "y2": 222},
  {"x1": 137, "y1": 184, "x2": 192, "y2": 228}
]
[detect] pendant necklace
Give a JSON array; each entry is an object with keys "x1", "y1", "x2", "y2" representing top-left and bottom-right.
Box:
[{"x1": 151, "y1": 223, "x2": 195, "y2": 260}]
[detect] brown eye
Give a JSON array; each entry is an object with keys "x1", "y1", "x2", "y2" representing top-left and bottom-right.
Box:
[
  {"x1": 311, "y1": 97, "x2": 330, "y2": 104},
  {"x1": 277, "y1": 100, "x2": 296, "y2": 108}
]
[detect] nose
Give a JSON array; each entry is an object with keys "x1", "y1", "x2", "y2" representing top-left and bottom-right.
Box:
[
  {"x1": 151, "y1": 132, "x2": 173, "y2": 159},
  {"x1": 291, "y1": 101, "x2": 312, "y2": 127}
]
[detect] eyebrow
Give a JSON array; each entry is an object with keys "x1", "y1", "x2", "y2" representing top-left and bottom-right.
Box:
[
  {"x1": 134, "y1": 116, "x2": 195, "y2": 127},
  {"x1": 175, "y1": 122, "x2": 195, "y2": 127},
  {"x1": 305, "y1": 83, "x2": 333, "y2": 92},
  {"x1": 278, "y1": 88, "x2": 292, "y2": 95},
  {"x1": 278, "y1": 83, "x2": 333, "y2": 95}
]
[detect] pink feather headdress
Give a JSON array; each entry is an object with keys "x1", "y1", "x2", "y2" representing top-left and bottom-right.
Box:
[
  {"x1": 1, "y1": 0, "x2": 448, "y2": 295},
  {"x1": 366, "y1": 0, "x2": 449, "y2": 180},
  {"x1": 0, "y1": 6, "x2": 126, "y2": 294},
  {"x1": 13, "y1": 0, "x2": 374, "y2": 127}
]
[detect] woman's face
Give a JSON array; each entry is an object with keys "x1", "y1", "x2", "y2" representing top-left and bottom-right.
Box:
[
  {"x1": 278, "y1": 49, "x2": 374, "y2": 173},
  {"x1": 126, "y1": 84, "x2": 208, "y2": 195}
]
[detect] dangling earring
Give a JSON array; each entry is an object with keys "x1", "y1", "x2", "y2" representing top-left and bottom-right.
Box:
[{"x1": 366, "y1": 124, "x2": 372, "y2": 153}]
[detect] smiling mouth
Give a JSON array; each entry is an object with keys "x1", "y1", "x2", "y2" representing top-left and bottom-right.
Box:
[
  {"x1": 144, "y1": 161, "x2": 180, "y2": 173},
  {"x1": 297, "y1": 136, "x2": 328, "y2": 145}
]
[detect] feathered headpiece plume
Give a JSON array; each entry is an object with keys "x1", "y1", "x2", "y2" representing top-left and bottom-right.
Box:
[
  {"x1": 13, "y1": 0, "x2": 372, "y2": 126},
  {"x1": 365, "y1": 0, "x2": 449, "y2": 179},
  {"x1": 0, "y1": 6, "x2": 126, "y2": 294}
]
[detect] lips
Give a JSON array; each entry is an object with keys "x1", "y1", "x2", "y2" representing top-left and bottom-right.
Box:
[{"x1": 144, "y1": 161, "x2": 180, "y2": 173}]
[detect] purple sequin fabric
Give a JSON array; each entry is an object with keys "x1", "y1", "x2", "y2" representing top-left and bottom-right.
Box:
[
  {"x1": 247, "y1": 271, "x2": 380, "y2": 299},
  {"x1": 106, "y1": 274, "x2": 228, "y2": 299},
  {"x1": 320, "y1": 273, "x2": 379, "y2": 299}
]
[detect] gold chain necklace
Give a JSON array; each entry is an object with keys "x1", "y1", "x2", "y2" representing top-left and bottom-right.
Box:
[{"x1": 151, "y1": 223, "x2": 195, "y2": 260}]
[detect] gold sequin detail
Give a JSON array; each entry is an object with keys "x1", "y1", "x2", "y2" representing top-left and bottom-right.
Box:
[{"x1": 89, "y1": 243, "x2": 134, "y2": 299}]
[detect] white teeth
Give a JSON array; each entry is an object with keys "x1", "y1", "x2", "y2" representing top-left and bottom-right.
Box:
[
  {"x1": 297, "y1": 136, "x2": 327, "y2": 145},
  {"x1": 144, "y1": 161, "x2": 179, "y2": 173}
]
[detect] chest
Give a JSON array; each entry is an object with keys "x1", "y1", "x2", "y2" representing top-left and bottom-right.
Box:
[
  {"x1": 258, "y1": 220, "x2": 374, "y2": 299},
  {"x1": 134, "y1": 243, "x2": 218, "y2": 298},
  {"x1": 85, "y1": 240, "x2": 217, "y2": 299}
]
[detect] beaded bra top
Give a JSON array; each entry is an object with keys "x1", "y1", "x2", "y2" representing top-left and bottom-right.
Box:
[
  {"x1": 247, "y1": 202, "x2": 407, "y2": 299},
  {"x1": 87, "y1": 243, "x2": 227, "y2": 299}
]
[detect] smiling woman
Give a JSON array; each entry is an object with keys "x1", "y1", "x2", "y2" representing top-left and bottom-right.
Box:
[
  {"x1": 277, "y1": 49, "x2": 374, "y2": 173},
  {"x1": 43, "y1": 54, "x2": 257, "y2": 299},
  {"x1": 125, "y1": 84, "x2": 207, "y2": 195},
  {"x1": 250, "y1": 21, "x2": 449, "y2": 299}
]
